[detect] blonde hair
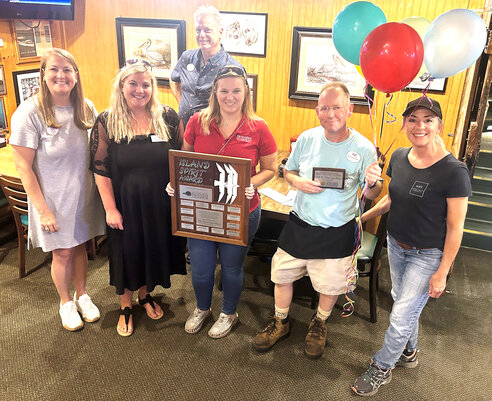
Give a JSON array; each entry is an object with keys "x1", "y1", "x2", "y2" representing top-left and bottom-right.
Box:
[
  {"x1": 37, "y1": 48, "x2": 94, "y2": 129},
  {"x1": 199, "y1": 69, "x2": 260, "y2": 134},
  {"x1": 106, "y1": 62, "x2": 169, "y2": 143}
]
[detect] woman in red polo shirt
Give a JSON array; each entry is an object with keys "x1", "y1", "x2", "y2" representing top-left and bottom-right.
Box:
[{"x1": 169, "y1": 65, "x2": 277, "y2": 338}]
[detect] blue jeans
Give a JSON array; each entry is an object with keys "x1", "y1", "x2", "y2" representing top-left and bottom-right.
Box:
[
  {"x1": 187, "y1": 204, "x2": 261, "y2": 314},
  {"x1": 372, "y1": 234, "x2": 443, "y2": 370}
]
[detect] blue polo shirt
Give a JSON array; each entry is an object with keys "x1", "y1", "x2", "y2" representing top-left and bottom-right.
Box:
[{"x1": 170, "y1": 45, "x2": 244, "y2": 127}]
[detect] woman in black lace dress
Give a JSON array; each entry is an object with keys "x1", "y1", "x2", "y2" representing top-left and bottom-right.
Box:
[{"x1": 90, "y1": 60, "x2": 186, "y2": 336}]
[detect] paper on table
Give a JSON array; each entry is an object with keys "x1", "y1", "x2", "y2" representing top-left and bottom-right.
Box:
[{"x1": 259, "y1": 187, "x2": 297, "y2": 206}]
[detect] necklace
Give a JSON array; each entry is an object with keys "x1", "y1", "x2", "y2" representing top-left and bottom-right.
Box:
[{"x1": 131, "y1": 112, "x2": 150, "y2": 135}]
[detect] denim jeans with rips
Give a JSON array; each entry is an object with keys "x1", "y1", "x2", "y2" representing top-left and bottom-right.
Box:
[
  {"x1": 372, "y1": 234, "x2": 443, "y2": 370},
  {"x1": 187, "y1": 204, "x2": 261, "y2": 315}
]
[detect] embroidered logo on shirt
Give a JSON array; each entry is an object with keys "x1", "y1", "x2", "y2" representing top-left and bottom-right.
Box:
[
  {"x1": 236, "y1": 135, "x2": 252, "y2": 143},
  {"x1": 409, "y1": 181, "x2": 429, "y2": 197},
  {"x1": 346, "y1": 151, "x2": 360, "y2": 162}
]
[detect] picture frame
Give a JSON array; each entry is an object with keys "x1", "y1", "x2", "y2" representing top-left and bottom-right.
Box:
[
  {"x1": 0, "y1": 65, "x2": 6, "y2": 96},
  {"x1": 12, "y1": 20, "x2": 52, "y2": 64},
  {"x1": 247, "y1": 73, "x2": 258, "y2": 111},
  {"x1": 0, "y1": 97, "x2": 7, "y2": 130},
  {"x1": 169, "y1": 150, "x2": 251, "y2": 246},
  {"x1": 289, "y1": 26, "x2": 366, "y2": 104},
  {"x1": 12, "y1": 69, "x2": 40, "y2": 106},
  {"x1": 220, "y1": 11, "x2": 267, "y2": 56},
  {"x1": 404, "y1": 76, "x2": 448, "y2": 93},
  {"x1": 115, "y1": 17, "x2": 186, "y2": 86}
]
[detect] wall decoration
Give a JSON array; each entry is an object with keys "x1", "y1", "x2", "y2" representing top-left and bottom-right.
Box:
[
  {"x1": 220, "y1": 11, "x2": 267, "y2": 56},
  {"x1": 0, "y1": 65, "x2": 6, "y2": 95},
  {"x1": 12, "y1": 69, "x2": 40, "y2": 105},
  {"x1": 12, "y1": 20, "x2": 52, "y2": 64},
  {"x1": 289, "y1": 27, "x2": 366, "y2": 104},
  {"x1": 116, "y1": 17, "x2": 186, "y2": 86},
  {"x1": 247, "y1": 73, "x2": 258, "y2": 111},
  {"x1": 404, "y1": 76, "x2": 447, "y2": 93},
  {"x1": 0, "y1": 97, "x2": 7, "y2": 130}
]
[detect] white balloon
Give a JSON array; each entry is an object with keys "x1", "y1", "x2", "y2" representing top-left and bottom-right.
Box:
[{"x1": 424, "y1": 8, "x2": 487, "y2": 79}]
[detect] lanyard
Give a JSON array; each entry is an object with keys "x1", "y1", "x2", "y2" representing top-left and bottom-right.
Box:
[{"x1": 216, "y1": 118, "x2": 247, "y2": 155}]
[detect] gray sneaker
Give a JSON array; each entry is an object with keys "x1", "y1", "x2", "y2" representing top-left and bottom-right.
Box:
[
  {"x1": 395, "y1": 349, "x2": 419, "y2": 368},
  {"x1": 352, "y1": 362, "x2": 392, "y2": 396},
  {"x1": 185, "y1": 308, "x2": 211, "y2": 334},
  {"x1": 208, "y1": 312, "x2": 239, "y2": 338}
]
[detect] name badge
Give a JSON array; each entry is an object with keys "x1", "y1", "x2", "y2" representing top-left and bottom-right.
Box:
[
  {"x1": 312, "y1": 167, "x2": 345, "y2": 189},
  {"x1": 150, "y1": 134, "x2": 165, "y2": 143}
]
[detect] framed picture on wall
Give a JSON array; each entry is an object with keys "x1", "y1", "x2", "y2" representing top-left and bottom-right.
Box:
[
  {"x1": 12, "y1": 20, "x2": 52, "y2": 64},
  {"x1": 220, "y1": 11, "x2": 268, "y2": 56},
  {"x1": 0, "y1": 97, "x2": 7, "y2": 130},
  {"x1": 0, "y1": 65, "x2": 6, "y2": 95},
  {"x1": 289, "y1": 26, "x2": 366, "y2": 104},
  {"x1": 247, "y1": 73, "x2": 258, "y2": 111},
  {"x1": 115, "y1": 17, "x2": 186, "y2": 86},
  {"x1": 12, "y1": 69, "x2": 40, "y2": 106},
  {"x1": 404, "y1": 76, "x2": 447, "y2": 93}
]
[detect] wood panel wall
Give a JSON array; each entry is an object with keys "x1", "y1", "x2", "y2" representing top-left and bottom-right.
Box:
[{"x1": 0, "y1": 0, "x2": 487, "y2": 157}]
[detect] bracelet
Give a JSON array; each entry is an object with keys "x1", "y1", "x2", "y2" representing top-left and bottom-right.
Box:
[{"x1": 367, "y1": 179, "x2": 382, "y2": 189}]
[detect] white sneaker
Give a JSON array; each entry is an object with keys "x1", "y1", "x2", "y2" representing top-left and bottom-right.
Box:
[
  {"x1": 185, "y1": 308, "x2": 211, "y2": 334},
  {"x1": 59, "y1": 300, "x2": 84, "y2": 331},
  {"x1": 208, "y1": 312, "x2": 238, "y2": 339},
  {"x1": 74, "y1": 292, "x2": 100, "y2": 322}
]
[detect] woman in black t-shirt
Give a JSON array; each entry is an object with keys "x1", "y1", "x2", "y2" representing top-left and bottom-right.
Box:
[{"x1": 352, "y1": 96, "x2": 471, "y2": 397}]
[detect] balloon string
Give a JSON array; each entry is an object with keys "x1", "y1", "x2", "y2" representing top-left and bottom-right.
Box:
[{"x1": 383, "y1": 80, "x2": 433, "y2": 157}]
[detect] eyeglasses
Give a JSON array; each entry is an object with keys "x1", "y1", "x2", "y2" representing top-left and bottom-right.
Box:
[
  {"x1": 214, "y1": 66, "x2": 246, "y2": 82},
  {"x1": 125, "y1": 58, "x2": 153, "y2": 70},
  {"x1": 317, "y1": 104, "x2": 349, "y2": 114}
]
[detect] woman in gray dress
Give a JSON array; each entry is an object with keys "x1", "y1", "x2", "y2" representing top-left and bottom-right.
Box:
[{"x1": 10, "y1": 48, "x2": 105, "y2": 332}]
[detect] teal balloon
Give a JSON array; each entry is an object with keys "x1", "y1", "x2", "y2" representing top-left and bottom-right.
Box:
[{"x1": 333, "y1": 1, "x2": 387, "y2": 65}]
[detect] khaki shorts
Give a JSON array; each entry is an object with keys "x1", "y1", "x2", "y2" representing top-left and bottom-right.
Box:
[{"x1": 271, "y1": 247, "x2": 355, "y2": 296}]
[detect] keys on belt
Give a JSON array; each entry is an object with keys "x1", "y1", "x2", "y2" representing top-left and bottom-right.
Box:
[{"x1": 395, "y1": 240, "x2": 432, "y2": 250}]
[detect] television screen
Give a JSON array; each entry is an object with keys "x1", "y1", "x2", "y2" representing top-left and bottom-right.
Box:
[{"x1": 0, "y1": 0, "x2": 75, "y2": 20}]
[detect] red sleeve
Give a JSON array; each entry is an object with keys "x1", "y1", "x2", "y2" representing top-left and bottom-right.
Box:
[
  {"x1": 184, "y1": 112, "x2": 200, "y2": 146},
  {"x1": 256, "y1": 120, "x2": 277, "y2": 156}
]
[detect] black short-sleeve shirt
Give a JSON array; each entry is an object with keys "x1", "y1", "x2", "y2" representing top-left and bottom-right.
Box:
[{"x1": 387, "y1": 147, "x2": 471, "y2": 250}]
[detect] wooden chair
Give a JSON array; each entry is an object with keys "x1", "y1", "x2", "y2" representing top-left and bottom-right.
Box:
[
  {"x1": 356, "y1": 212, "x2": 389, "y2": 323},
  {"x1": 0, "y1": 175, "x2": 30, "y2": 277}
]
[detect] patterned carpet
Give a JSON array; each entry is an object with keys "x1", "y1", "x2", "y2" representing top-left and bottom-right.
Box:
[{"x1": 0, "y1": 239, "x2": 490, "y2": 401}]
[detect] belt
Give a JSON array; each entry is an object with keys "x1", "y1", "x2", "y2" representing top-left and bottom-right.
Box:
[{"x1": 395, "y1": 240, "x2": 432, "y2": 250}]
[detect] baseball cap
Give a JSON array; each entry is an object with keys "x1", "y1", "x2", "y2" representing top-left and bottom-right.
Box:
[{"x1": 402, "y1": 96, "x2": 442, "y2": 119}]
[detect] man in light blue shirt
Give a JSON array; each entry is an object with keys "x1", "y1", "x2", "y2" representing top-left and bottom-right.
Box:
[{"x1": 254, "y1": 82, "x2": 382, "y2": 359}]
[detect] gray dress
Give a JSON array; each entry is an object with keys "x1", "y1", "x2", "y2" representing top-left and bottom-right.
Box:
[{"x1": 9, "y1": 98, "x2": 105, "y2": 252}]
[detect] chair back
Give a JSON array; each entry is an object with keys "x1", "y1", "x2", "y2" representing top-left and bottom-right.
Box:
[{"x1": 0, "y1": 175, "x2": 28, "y2": 232}]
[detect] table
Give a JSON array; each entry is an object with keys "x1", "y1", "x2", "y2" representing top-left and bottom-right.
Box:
[
  {"x1": 0, "y1": 145, "x2": 19, "y2": 178},
  {"x1": 258, "y1": 150, "x2": 292, "y2": 220}
]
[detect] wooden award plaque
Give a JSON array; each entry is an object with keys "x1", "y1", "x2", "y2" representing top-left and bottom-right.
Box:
[{"x1": 169, "y1": 150, "x2": 251, "y2": 246}]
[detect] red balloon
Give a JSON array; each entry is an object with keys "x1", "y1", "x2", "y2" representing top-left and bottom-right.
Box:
[{"x1": 360, "y1": 22, "x2": 424, "y2": 93}]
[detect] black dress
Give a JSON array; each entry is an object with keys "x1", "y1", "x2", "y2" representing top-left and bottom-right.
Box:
[{"x1": 90, "y1": 106, "x2": 186, "y2": 295}]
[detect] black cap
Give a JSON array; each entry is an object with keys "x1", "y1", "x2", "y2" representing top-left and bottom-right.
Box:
[{"x1": 402, "y1": 96, "x2": 442, "y2": 120}]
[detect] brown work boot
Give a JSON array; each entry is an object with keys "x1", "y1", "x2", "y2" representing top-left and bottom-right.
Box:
[
  {"x1": 304, "y1": 314, "x2": 327, "y2": 359},
  {"x1": 253, "y1": 316, "x2": 290, "y2": 352}
]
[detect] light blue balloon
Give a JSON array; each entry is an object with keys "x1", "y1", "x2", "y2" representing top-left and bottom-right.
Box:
[
  {"x1": 424, "y1": 8, "x2": 487, "y2": 79},
  {"x1": 333, "y1": 1, "x2": 387, "y2": 65}
]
